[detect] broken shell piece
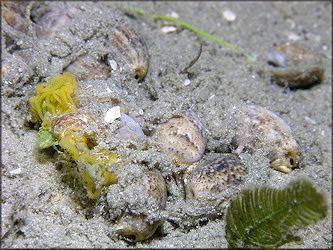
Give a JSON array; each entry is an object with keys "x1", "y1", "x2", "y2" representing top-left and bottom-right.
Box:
[
  {"x1": 117, "y1": 113, "x2": 145, "y2": 142},
  {"x1": 161, "y1": 26, "x2": 177, "y2": 34},
  {"x1": 222, "y1": 9, "x2": 237, "y2": 22},
  {"x1": 268, "y1": 43, "x2": 325, "y2": 89},
  {"x1": 232, "y1": 105, "x2": 299, "y2": 174},
  {"x1": 104, "y1": 106, "x2": 121, "y2": 124},
  {"x1": 111, "y1": 24, "x2": 150, "y2": 81},
  {"x1": 115, "y1": 168, "x2": 167, "y2": 242},
  {"x1": 158, "y1": 110, "x2": 207, "y2": 165},
  {"x1": 184, "y1": 156, "x2": 246, "y2": 204}
]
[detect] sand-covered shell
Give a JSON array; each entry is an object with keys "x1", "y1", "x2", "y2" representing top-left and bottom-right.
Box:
[
  {"x1": 35, "y1": 5, "x2": 80, "y2": 39},
  {"x1": 268, "y1": 43, "x2": 325, "y2": 89},
  {"x1": 115, "y1": 168, "x2": 167, "y2": 242},
  {"x1": 232, "y1": 105, "x2": 298, "y2": 174},
  {"x1": 184, "y1": 156, "x2": 246, "y2": 205},
  {"x1": 2, "y1": 1, "x2": 30, "y2": 33},
  {"x1": 64, "y1": 54, "x2": 111, "y2": 81},
  {"x1": 158, "y1": 111, "x2": 207, "y2": 165},
  {"x1": 111, "y1": 24, "x2": 150, "y2": 81}
]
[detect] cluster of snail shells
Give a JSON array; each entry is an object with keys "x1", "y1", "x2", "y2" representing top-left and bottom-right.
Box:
[
  {"x1": 158, "y1": 105, "x2": 299, "y2": 203},
  {"x1": 41, "y1": 100, "x2": 300, "y2": 241},
  {"x1": 157, "y1": 110, "x2": 247, "y2": 210}
]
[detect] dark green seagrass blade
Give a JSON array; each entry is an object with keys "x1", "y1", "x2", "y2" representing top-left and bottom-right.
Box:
[{"x1": 226, "y1": 177, "x2": 328, "y2": 248}]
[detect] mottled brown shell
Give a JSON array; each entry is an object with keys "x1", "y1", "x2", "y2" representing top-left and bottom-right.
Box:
[
  {"x1": 111, "y1": 24, "x2": 150, "y2": 81},
  {"x1": 2, "y1": 1, "x2": 29, "y2": 33},
  {"x1": 158, "y1": 111, "x2": 207, "y2": 165},
  {"x1": 184, "y1": 156, "x2": 246, "y2": 201}
]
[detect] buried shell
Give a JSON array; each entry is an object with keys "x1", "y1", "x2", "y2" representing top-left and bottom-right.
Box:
[
  {"x1": 184, "y1": 156, "x2": 247, "y2": 206},
  {"x1": 115, "y1": 168, "x2": 167, "y2": 242},
  {"x1": 111, "y1": 24, "x2": 150, "y2": 81},
  {"x1": 1, "y1": 1, "x2": 29, "y2": 33},
  {"x1": 35, "y1": 5, "x2": 80, "y2": 39},
  {"x1": 232, "y1": 105, "x2": 299, "y2": 174},
  {"x1": 268, "y1": 43, "x2": 325, "y2": 89},
  {"x1": 158, "y1": 110, "x2": 207, "y2": 165},
  {"x1": 64, "y1": 54, "x2": 111, "y2": 81}
]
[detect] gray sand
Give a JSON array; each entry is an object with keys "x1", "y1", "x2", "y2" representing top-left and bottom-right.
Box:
[{"x1": 1, "y1": 1, "x2": 332, "y2": 248}]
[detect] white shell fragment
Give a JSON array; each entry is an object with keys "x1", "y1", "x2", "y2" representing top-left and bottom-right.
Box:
[
  {"x1": 183, "y1": 78, "x2": 191, "y2": 86},
  {"x1": 222, "y1": 9, "x2": 237, "y2": 22},
  {"x1": 9, "y1": 168, "x2": 22, "y2": 176},
  {"x1": 104, "y1": 106, "x2": 121, "y2": 124},
  {"x1": 117, "y1": 112, "x2": 145, "y2": 142},
  {"x1": 161, "y1": 26, "x2": 177, "y2": 34},
  {"x1": 232, "y1": 105, "x2": 299, "y2": 174},
  {"x1": 158, "y1": 110, "x2": 207, "y2": 165},
  {"x1": 109, "y1": 59, "x2": 118, "y2": 71}
]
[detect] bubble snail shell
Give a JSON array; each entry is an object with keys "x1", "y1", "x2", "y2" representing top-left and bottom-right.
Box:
[
  {"x1": 268, "y1": 43, "x2": 325, "y2": 89},
  {"x1": 232, "y1": 105, "x2": 299, "y2": 174},
  {"x1": 158, "y1": 110, "x2": 207, "y2": 165},
  {"x1": 184, "y1": 156, "x2": 247, "y2": 207},
  {"x1": 115, "y1": 168, "x2": 167, "y2": 242},
  {"x1": 111, "y1": 24, "x2": 150, "y2": 81}
]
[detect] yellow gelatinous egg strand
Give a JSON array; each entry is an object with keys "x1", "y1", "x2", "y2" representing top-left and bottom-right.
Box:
[
  {"x1": 29, "y1": 72, "x2": 79, "y2": 126},
  {"x1": 78, "y1": 148, "x2": 119, "y2": 199}
]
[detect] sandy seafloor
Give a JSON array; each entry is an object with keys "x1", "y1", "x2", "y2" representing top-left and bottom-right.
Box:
[{"x1": 1, "y1": 1, "x2": 332, "y2": 248}]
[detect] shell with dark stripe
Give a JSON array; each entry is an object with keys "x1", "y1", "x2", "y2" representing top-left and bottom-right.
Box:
[{"x1": 184, "y1": 156, "x2": 246, "y2": 201}]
